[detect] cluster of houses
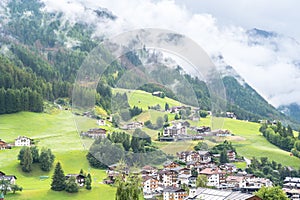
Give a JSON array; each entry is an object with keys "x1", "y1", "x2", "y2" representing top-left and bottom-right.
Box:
[
  {"x1": 104, "y1": 149, "x2": 273, "y2": 200},
  {"x1": 0, "y1": 136, "x2": 33, "y2": 150},
  {"x1": 283, "y1": 177, "x2": 300, "y2": 200},
  {"x1": 160, "y1": 120, "x2": 232, "y2": 142}
]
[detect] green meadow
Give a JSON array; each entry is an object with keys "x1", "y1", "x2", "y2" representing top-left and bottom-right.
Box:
[
  {"x1": 1, "y1": 94, "x2": 300, "y2": 199},
  {"x1": 0, "y1": 111, "x2": 116, "y2": 200},
  {"x1": 113, "y1": 88, "x2": 183, "y2": 110},
  {"x1": 198, "y1": 117, "x2": 300, "y2": 169}
]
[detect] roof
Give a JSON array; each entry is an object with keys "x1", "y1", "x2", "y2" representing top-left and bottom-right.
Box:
[
  {"x1": 163, "y1": 187, "x2": 186, "y2": 193},
  {"x1": 191, "y1": 187, "x2": 259, "y2": 200},
  {"x1": 142, "y1": 165, "x2": 157, "y2": 171},
  {"x1": 66, "y1": 174, "x2": 85, "y2": 178},
  {"x1": 0, "y1": 175, "x2": 17, "y2": 180},
  {"x1": 15, "y1": 136, "x2": 31, "y2": 140},
  {"x1": 199, "y1": 168, "x2": 221, "y2": 175}
]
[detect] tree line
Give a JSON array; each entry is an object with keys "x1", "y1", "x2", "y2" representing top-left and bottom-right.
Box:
[
  {"x1": 259, "y1": 122, "x2": 299, "y2": 156},
  {"x1": 87, "y1": 129, "x2": 169, "y2": 169},
  {"x1": 247, "y1": 156, "x2": 300, "y2": 186},
  {"x1": 18, "y1": 146, "x2": 55, "y2": 172}
]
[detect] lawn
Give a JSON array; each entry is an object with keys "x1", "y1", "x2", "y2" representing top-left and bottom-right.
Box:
[
  {"x1": 0, "y1": 111, "x2": 116, "y2": 200},
  {"x1": 1, "y1": 105, "x2": 300, "y2": 199},
  {"x1": 113, "y1": 88, "x2": 183, "y2": 110},
  {"x1": 196, "y1": 117, "x2": 300, "y2": 169}
]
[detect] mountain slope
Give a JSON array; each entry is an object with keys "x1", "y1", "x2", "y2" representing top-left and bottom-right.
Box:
[{"x1": 0, "y1": 0, "x2": 298, "y2": 128}]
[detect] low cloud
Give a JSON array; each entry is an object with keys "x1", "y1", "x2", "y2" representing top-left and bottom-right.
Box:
[{"x1": 40, "y1": 0, "x2": 300, "y2": 107}]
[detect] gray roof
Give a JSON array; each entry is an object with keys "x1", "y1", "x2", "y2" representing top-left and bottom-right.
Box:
[{"x1": 190, "y1": 187, "x2": 256, "y2": 200}]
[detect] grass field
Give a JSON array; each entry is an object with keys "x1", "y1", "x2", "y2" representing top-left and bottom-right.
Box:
[
  {"x1": 197, "y1": 117, "x2": 300, "y2": 169},
  {"x1": 113, "y1": 88, "x2": 183, "y2": 110},
  {"x1": 0, "y1": 111, "x2": 116, "y2": 200},
  {"x1": 1, "y1": 98, "x2": 300, "y2": 199}
]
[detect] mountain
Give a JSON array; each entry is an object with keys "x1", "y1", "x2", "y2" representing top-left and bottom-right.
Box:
[
  {"x1": 0, "y1": 0, "x2": 298, "y2": 127},
  {"x1": 278, "y1": 103, "x2": 300, "y2": 124}
]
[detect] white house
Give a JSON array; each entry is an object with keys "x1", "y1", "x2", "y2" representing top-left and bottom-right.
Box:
[
  {"x1": 142, "y1": 176, "x2": 159, "y2": 195},
  {"x1": 163, "y1": 124, "x2": 187, "y2": 137},
  {"x1": 199, "y1": 168, "x2": 224, "y2": 187},
  {"x1": 15, "y1": 136, "x2": 31, "y2": 146},
  {"x1": 163, "y1": 187, "x2": 188, "y2": 200}
]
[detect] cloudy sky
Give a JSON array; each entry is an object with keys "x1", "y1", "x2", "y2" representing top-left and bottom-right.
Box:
[{"x1": 41, "y1": 0, "x2": 300, "y2": 107}]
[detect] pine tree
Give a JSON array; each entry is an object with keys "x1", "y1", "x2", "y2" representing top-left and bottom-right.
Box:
[
  {"x1": 18, "y1": 147, "x2": 26, "y2": 165},
  {"x1": 65, "y1": 176, "x2": 78, "y2": 193},
  {"x1": 30, "y1": 146, "x2": 39, "y2": 163},
  {"x1": 22, "y1": 147, "x2": 33, "y2": 172},
  {"x1": 86, "y1": 173, "x2": 92, "y2": 190},
  {"x1": 51, "y1": 162, "x2": 66, "y2": 191},
  {"x1": 287, "y1": 125, "x2": 294, "y2": 137},
  {"x1": 0, "y1": 88, "x2": 6, "y2": 114},
  {"x1": 220, "y1": 149, "x2": 229, "y2": 164},
  {"x1": 39, "y1": 148, "x2": 54, "y2": 172},
  {"x1": 165, "y1": 103, "x2": 169, "y2": 111}
]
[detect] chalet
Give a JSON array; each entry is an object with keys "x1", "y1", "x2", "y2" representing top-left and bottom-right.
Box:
[
  {"x1": 177, "y1": 151, "x2": 199, "y2": 163},
  {"x1": 240, "y1": 177, "x2": 273, "y2": 193},
  {"x1": 152, "y1": 91, "x2": 164, "y2": 98},
  {"x1": 122, "y1": 121, "x2": 143, "y2": 130},
  {"x1": 65, "y1": 174, "x2": 85, "y2": 187},
  {"x1": 195, "y1": 126, "x2": 211, "y2": 133},
  {"x1": 227, "y1": 150, "x2": 236, "y2": 161},
  {"x1": 163, "y1": 161, "x2": 180, "y2": 169},
  {"x1": 177, "y1": 151, "x2": 211, "y2": 164},
  {"x1": 163, "y1": 187, "x2": 188, "y2": 200},
  {"x1": 226, "y1": 112, "x2": 237, "y2": 119},
  {"x1": 142, "y1": 176, "x2": 159, "y2": 195},
  {"x1": 80, "y1": 128, "x2": 106, "y2": 139},
  {"x1": 199, "y1": 167, "x2": 226, "y2": 188},
  {"x1": 141, "y1": 165, "x2": 158, "y2": 176},
  {"x1": 158, "y1": 170, "x2": 179, "y2": 188},
  {"x1": 15, "y1": 136, "x2": 32, "y2": 146},
  {"x1": 97, "y1": 119, "x2": 106, "y2": 126},
  {"x1": 0, "y1": 174, "x2": 17, "y2": 185},
  {"x1": 108, "y1": 163, "x2": 130, "y2": 175},
  {"x1": 226, "y1": 175, "x2": 245, "y2": 188},
  {"x1": 178, "y1": 174, "x2": 191, "y2": 185},
  {"x1": 163, "y1": 124, "x2": 186, "y2": 137},
  {"x1": 198, "y1": 151, "x2": 212, "y2": 164},
  {"x1": 0, "y1": 140, "x2": 10, "y2": 150},
  {"x1": 212, "y1": 129, "x2": 232, "y2": 137},
  {"x1": 169, "y1": 106, "x2": 184, "y2": 113}
]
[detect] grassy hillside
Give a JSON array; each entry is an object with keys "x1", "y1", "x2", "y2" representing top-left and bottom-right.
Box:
[
  {"x1": 113, "y1": 88, "x2": 183, "y2": 110},
  {"x1": 1, "y1": 107, "x2": 300, "y2": 199},
  {"x1": 0, "y1": 111, "x2": 116, "y2": 200},
  {"x1": 198, "y1": 117, "x2": 300, "y2": 169}
]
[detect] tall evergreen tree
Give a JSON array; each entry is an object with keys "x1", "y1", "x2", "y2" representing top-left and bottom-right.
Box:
[
  {"x1": 22, "y1": 147, "x2": 33, "y2": 172},
  {"x1": 18, "y1": 147, "x2": 26, "y2": 165},
  {"x1": 165, "y1": 103, "x2": 169, "y2": 111},
  {"x1": 39, "y1": 148, "x2": 55, "y2": 172},
  {"x1": 220, "y1": 149, "x2": 229, "y2": 164},
  {"x1": 86, "y1": 173, "x2": 92, "y2": 190},
  {"x1": 30, "y1": 146, "x2": 39, "y2": 163},
  {"x1": 0, "y1": 88, "x2": 6, "y2": 114},
  {"x1": 51, "y1": 162, "x2": 66, "y2": 191}
]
